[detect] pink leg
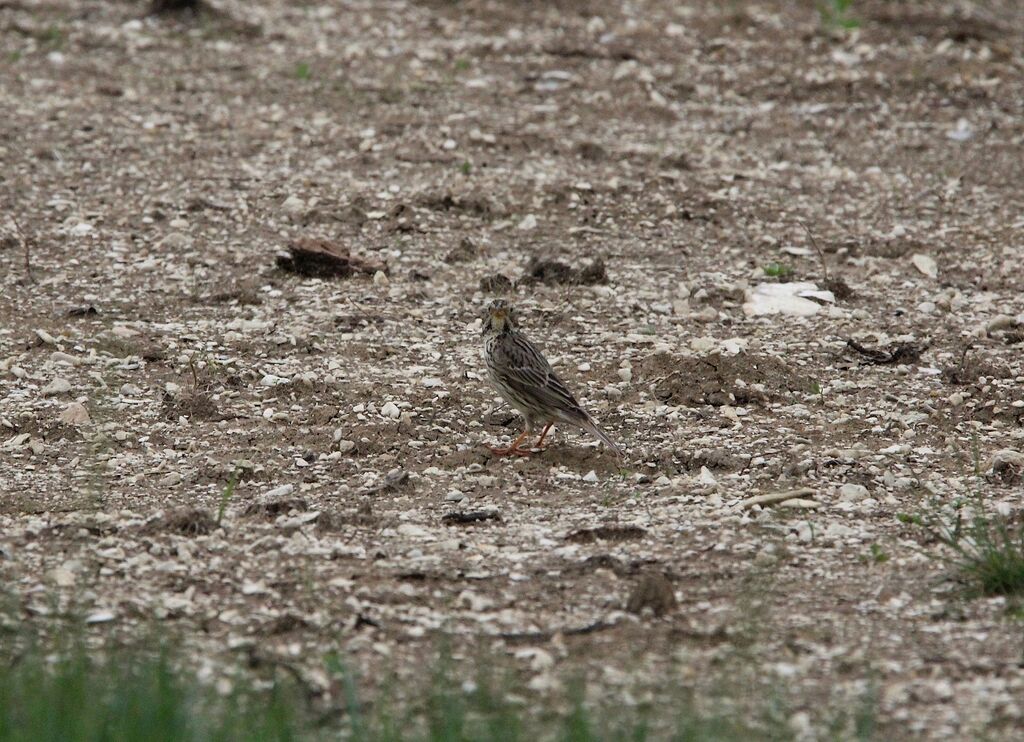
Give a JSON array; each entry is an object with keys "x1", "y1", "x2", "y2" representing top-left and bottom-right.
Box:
[
  {"x1": 533, "y1": 422, "x2": 553, "y2": 450},
  {"x1": 487, "y1": 429, "x2": 533, "y2": 457}
]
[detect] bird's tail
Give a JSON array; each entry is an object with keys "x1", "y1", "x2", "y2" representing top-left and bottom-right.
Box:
[{"x1": 580, "y1": 415, "x2": 623, "y2": 458}]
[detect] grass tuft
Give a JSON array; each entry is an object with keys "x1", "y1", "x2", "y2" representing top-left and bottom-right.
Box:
[
  {"x1": 0, "y1": 614, "x2": 879, "y2": 741},
  {"x1": 900, "y1": 506, "x2": 1024, "y2": 597},
  {"x1": 818, "y1": 0, "x2": 859, "y2": 31},
  {"x1": 0, "y1": 635, "x2": 302, "y2": 742},
  {"x1": 762, "y1": 262, "x2": 792, "y2": 278}
]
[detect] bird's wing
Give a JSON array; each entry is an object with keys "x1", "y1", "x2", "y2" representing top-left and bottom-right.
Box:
[{"x1": 495, "y1": 333, "x2": 587, "y2": 419}]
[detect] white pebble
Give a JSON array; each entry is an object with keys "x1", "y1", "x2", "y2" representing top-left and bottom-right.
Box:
[
  {"x1": 698, "y1": 467, "x2": 717, "y2": 486},
  {"x1": 282, "y1": 195, "x2": 305, "y2": 215},
  {"x1": 265, "y1": 484, "x2": 295, "y2": 499},
  {"x1": 58, "y1": 402, "x2": 91, "y2": 425},
  {"x1": 839, "y1": 483, "x2": 869, "y2": 501},
  {"x1": 42, "y1": 377, "x2": 72, "y2": 396},
  {"x1": 911, "y1": 254, "x2": 938, "y2": 279},
  {"x1": 85, "y1": 611, "x2": 116, "y2": 624},
  {"x1": 381, "y1": 401, "x2": 401, "y2": 419}
]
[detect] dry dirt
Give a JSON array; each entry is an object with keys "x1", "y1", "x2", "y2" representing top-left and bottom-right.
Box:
[{"x1": 2, "y1": 0, "x2": 1024, "y2": 738}]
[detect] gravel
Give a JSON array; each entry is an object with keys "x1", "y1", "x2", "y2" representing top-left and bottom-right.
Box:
[{"x1": 1, "y1": 0, "x2": 1023, "y2": 737}]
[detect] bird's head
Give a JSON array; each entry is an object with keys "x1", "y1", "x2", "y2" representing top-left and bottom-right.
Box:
[{"x1": 482, "y1": 299, "x2": 516, "y2": 335}]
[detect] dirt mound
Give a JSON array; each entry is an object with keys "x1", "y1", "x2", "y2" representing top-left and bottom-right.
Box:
[
  {"x1": 520, "y1": 256, "x2": 607, "y2": 286},
  {"x1": 566, "y1": 525, "x2": 646, "y2": 543},
  {"x1": 276, "y1": 238, "x2": 386, "y2": 279},
  {"x1": 641, "y1": 351, "x2": 814, "y2": 407}
]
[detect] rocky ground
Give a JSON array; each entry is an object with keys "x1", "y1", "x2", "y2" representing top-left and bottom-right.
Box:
[{"x1": 2, "y1": 0, "x2": 1024, "y2": 738}]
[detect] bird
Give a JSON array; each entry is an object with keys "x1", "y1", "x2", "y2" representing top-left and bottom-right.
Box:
[{"x1": 480, "y1": 299, "x2": 622, "y2": 458}]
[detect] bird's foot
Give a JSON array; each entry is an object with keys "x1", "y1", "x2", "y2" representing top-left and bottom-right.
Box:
[{"x1": 486, "y1": 444, "x2": 535, "y2": 457}]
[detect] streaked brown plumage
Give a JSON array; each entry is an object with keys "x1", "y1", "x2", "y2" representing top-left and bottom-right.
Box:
[{"x1": 480, "y1": 300, "x2": 622, "y2": 457}]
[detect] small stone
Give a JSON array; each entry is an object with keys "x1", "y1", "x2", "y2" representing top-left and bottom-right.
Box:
[
  {"x1": 241, "y1": 581, "x2": 268, "y2": 595},
  {"x1": 839, "y1": 483, "x2": 869, "y2": 501},
  {"x1": 911, "y1": 254, "x2": 938, "y2": 279},
  {"x1": 778, "y1": 498, "x2": 822, "y2": 509},
  {"x1": 698, "y1": 466, "x2": 717, "y2": 486},
  {"x1": 515, "y1": 647, "x2": 554, "y2": 672},
  {"x1": 42, "y1": 377, "x2": 73, "y2": 396},
  {"x1": 48, "y1": 567, "x2": 76, "y2": 587},
  {"x1": 120, "y1": 383, "x2": 143, "y2": 396},
  {"x1": 986, "y1": 315, "x2": 1017, "y2": 333},
  {"x1": 690, "y1": 337, "x2": 717, "y2": 353},
  {"x1": 946, "y1": 119, "x2": 973, "y2": 142},
  {"x1": 85, "y1": 611, "x2": 116, "y2": 624},
  {"x1": 582, "y1": 470, "x2": 598, "y2": 483},
  {"x1": 397, "y1": 523, "x2": 430, "y2": 538},
  {"x1": 985, "y1": 450, "x2": 1024, "y2": 484},
  {"x1": 626, "y1": 573, "x2": 677, "y2": 616},
  {"x1": 457, "y1": 589, "x2": 494, "y2": 612},
  {"x1": 265, "y1": 484, "x2": 295, "y2": 499},
  {"x1": 112, "y1": 325, "x2": 138, "y2": 338},
  {"x1": 58, "y1": 402, "x2": 91, "y2": 425},
  {"x1": 260, "y1": 374, "x2": 290, "y2": 386},
  {"x1": 159, "y1": 472, "x2": 183, "y2": 487},
  {"x1": 381, "y1": 401, "x2": 400, "y2": 419},
  {"x1": 691, "y1": 306, "x2": 718, "y2": 322},
  {"x1": 617, "y1": 367, "x2": 632, "y2": 383},
  {"x1": 517, "y1": 214, "x2": 538, "y2": 231},
  {"x1": 738, "y1": 487, "x2": 816, "y2": 509},
  {"x1": 160, "y1": 232, "x2": 190, "y2": 250},
  {"x1": 49, "y1": 351, "x2": 77, "y2": 365},
  {"x1": 445, "y1": 489, "x2": 466, "y2": 502},
  {"x1": 282, "y1": 195, "x2": 305, "y2": 215},
  {"x1": 338, "y1": 440, "x2": 356, "y2": 453}
]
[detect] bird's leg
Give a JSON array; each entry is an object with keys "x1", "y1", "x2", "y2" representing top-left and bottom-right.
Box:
[
  {"x1": 532, "y1": 422, "x2": 553, "y2": 450},
  {"x1": 488, "y1": 429, "x2": 532, "y2": 456}
]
